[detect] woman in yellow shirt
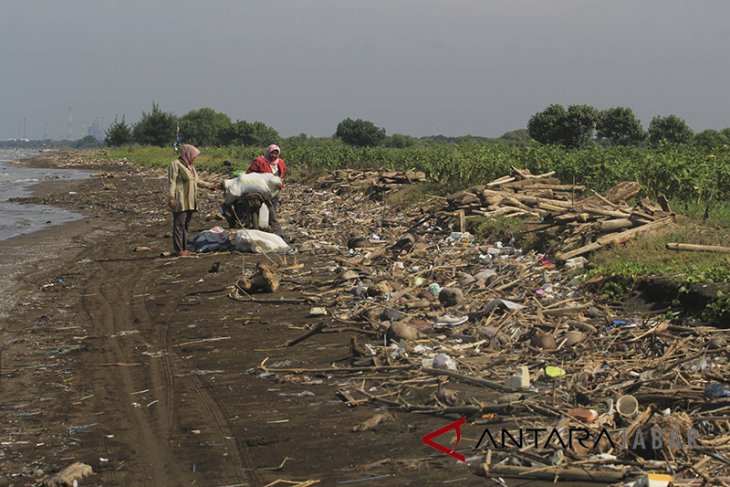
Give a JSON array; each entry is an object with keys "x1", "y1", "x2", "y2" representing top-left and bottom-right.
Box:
[{"x1": 167, "y1": 144, "x2": 218, "y2": 256}]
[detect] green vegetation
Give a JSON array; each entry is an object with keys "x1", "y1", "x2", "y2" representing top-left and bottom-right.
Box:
[
  {"x1": 527, "y1": 104, "x2": 601, "y2": 148},
  {"x1": 596, "y1": 107, "x2": 646, "y2": 146},
  {"x1": 104, "y1": 116, "x2": 133, "y2": 147},
  {"x1": 132, "y1": 102, "x2": 177, "y2": 147},
  {"x1": 589, "y1": 219, "x2": 730, "y2": 284},
  {"x1": 73, "y1": 135, "x2": 103, "y2": 148},
  {"x1": 178, "y1": 108, "x2": 233, "y2": 147},
  {"x1": 335, "y1": 118, "x2": 386, "y2": 147},
  {"x1": 105, "y1": 139, "x2": 730, "y2": 207},
  {"x1": 648, "y1": 114, "x2": 694, "y2": 145},
  {"x1": 230, "y1": 121, "x2": 280, "y2": 147}
]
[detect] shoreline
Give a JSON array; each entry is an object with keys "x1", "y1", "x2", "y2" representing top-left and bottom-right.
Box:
[
  {"x1": 0, "y1": 156, "x2": 112, "y2": 318},
  {"x1": 0, "y1": 151, "x2": 90, "y2": 242}
]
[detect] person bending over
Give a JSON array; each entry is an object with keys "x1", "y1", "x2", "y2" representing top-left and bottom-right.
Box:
[{"x1": 247, "y1": 144, "x2": 288, "y2": 241}]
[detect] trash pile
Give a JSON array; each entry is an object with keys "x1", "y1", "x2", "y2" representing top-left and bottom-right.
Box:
[
  {"x1": 436, "y1": 168, "x2": 676, "y2": 261},
  {"x1": 251, "y1": 168, "x2": 729, "y2": 485}
]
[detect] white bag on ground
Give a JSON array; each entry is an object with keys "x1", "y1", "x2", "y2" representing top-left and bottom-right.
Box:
[
  {"x1": 223, "y1": 173, "x2": 282, "y2": 204},
  {"x1": 233, "y1": 229, "x2": 290, "y2": 253}
]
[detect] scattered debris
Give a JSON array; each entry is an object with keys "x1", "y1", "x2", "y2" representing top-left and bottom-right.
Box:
[{"x1": 249, "y1": 166, "x2": 730, "y2": 484}]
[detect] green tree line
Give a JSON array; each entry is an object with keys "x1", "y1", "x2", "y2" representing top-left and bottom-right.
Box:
[{"x1": 105, "y1": 101, "x2": 730, "y2": 150}]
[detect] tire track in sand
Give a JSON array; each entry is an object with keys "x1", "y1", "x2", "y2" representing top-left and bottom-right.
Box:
[
  {"x1": 136, "y1": 270, "x2": 257, "y2": 484},
  {"x1": 80, "y1": 262, "x2": 186, "y2": 485}
]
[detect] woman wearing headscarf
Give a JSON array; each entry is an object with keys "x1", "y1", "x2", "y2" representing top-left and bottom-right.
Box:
[
  {"x1": 167, "y1": 144, "x2": 219, "y2": 256},
  {"x1": 247, "y1": 144, "x2": 288, "y2": 241}
]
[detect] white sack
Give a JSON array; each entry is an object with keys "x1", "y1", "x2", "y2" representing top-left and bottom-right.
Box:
[
  {"x1": 223, "y1": 173, "x2": 282, "y2": 204},
  {"x1": 232, "y1": 229, "x2": 290, "y2": 253}
]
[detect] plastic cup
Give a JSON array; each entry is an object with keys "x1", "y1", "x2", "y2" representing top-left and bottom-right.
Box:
[{"x1": 616, "y1": 395, "x2": 639, "y2": 418}]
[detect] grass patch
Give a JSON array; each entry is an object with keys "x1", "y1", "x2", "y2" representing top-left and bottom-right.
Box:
[
  {"x1": 589, "y1": 215, "x2": 730, "y2": 284},
  {"x1": 465, "y1": 215, "x2": 532, "y2": 245},
  {"x1": 670, "y1": 199, "x2": 730, "y2": 231}
]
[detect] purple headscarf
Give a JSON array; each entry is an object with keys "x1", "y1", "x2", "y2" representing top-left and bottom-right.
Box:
[{"x1": 180, "y1": 144, "x2": 200, "y2": 170}]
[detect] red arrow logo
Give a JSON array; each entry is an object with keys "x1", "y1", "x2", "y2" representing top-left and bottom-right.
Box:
[{"x1": 422, "y1": 417, "x2": 466, "y2": 462}]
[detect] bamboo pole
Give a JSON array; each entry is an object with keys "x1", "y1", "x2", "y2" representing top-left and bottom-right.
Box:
[{"x1": 666, "y1": 243, "x2": 730, "y2": 254}]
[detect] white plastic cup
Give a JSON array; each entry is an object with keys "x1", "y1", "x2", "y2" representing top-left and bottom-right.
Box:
[{"x1": 616, "y1": 395, "x2": 639, "y2": 418}]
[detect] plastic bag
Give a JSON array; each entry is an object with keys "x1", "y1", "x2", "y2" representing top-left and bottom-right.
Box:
[
  {"x1": 232, "y1": 229, "x2": 290, "y2": 253},
  {"x1": 223, "y1": 173, "x2": 282, "y2": 204},
  {"x1": 258, "y1": 203, "x2": 269, "y2": 229}
]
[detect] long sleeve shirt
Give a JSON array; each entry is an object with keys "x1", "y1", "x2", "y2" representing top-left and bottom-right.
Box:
[{"x1": 167, "y1": 159, "x2": 211, "y2": 212}]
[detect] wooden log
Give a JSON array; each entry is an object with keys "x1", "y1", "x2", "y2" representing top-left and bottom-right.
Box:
[
  {"x1": 500, "y1": 177, "x2": 562, "y2": 189},
  {"x1": 238, "y1": 262, "x2": 280, "y2": 293},
  {"x1": 556, "y1": 216, "x2": 673, "y2": 261},
  {"x1": 519, "y1": 183, "x2": 586, "y2": 192},
  {"x1": 486, "y1": 175, "x2": 516, "y2": 187},
  {"x1": 522, "y1": 189, "x2": 555, "y2": 199},
  {"x1": 472, "y1": 207, "x2": 520, "y2": 217},
  {"x1": 593, "y1": 218, "x2": 635, "y2": 233},
  {"x1": 500, "y1": 191, "x2": 574, "y2": 209},
  {"x1": 631, "y1": 210, "x2": 659, "y2": 222},
  {"x1": 478, "y1": 464, "x2": 628, "y2": 483},
  {"x1": 666, "y1": 242, "x2": 730, "y2": 254},
  {"x1": 482, "y1": 190, "x2": 575, "y2": 216},
  {"x1": 578, "y1": 204, "x2": 633, "y2": 219},
  {"x1": 538, "y1": 201, "x2": 570, "y2": 213},
  {"x1": 501, "y1": 197, "x2": 536, "y2": 212},
  {"x1": 596, "y1": 216, "x2": 672, "y2": 246},
  {"x1": 555, "y1": 213, "x2": 582, "y2": 223}
]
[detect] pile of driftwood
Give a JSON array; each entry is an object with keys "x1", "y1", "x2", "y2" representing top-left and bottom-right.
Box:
[
  {"x1": 231, "y1": 168, "x2": 729, "y2": 484},
  {"x1": 316, "y1": 168, "x2": 427, "y2": 198},
  {"x1": 440, "y1": 168, "x2": 676, "y2": 261}
]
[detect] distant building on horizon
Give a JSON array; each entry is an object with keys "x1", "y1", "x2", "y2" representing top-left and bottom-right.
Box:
[{"x1": 87, "y1": 117, "x2": 105, "y2": 141}]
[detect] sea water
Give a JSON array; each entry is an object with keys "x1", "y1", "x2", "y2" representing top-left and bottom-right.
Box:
[{"x1": 0, "y1": 148, "x2": 89, "y2": 241}]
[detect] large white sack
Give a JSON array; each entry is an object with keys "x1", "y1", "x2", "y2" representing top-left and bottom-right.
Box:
[
  {"x1": 223, "y1": 173, "x2": 282, "y2": 204},
  {"x1": 232, "y1": 229, "x2": 290, "y2": 253}
]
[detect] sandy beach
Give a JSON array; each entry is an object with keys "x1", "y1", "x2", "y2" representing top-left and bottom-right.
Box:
[{"x1": 0, "y1": 151, "x2": 480, "y2": 486}]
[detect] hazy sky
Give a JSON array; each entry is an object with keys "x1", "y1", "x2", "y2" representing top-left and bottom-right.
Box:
[{"x1": 2, "y1": 0, "x2": 729, "y2": 140}]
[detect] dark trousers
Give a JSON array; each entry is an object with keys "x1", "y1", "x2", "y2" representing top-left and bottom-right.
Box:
[
  {"x1": 266, "y1": 196, "x2": 287, "y2": 240},
  {"x1": 172, "y1": 210, "x2": 194, "y2": 252}
]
